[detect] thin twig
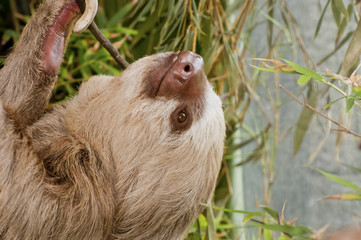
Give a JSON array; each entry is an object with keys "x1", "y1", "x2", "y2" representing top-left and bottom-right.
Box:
[
  {"x1": 75, "y1": 0, "x2": 129, "y2": 69},
  {"x1": 88, "y1": 22, "x2": 130, "y2": 69},
  {"x1": 279, "y1": 84, "x2": 361, "y2": 139}
]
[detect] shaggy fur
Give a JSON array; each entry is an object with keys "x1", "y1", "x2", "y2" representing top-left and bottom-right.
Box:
[{"x1": 0, "y1": 0, "x2": 225, "y2": 239}]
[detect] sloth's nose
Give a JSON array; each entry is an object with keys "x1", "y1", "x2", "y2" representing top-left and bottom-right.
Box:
[
  {"x1": 158, "y1": 51, "x2": 206, "y2": 97},
  {"x1": 173, "y1": 51, "x2": 204, "y2": 83}
]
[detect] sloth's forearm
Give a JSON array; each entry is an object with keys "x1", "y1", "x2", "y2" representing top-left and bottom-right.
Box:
[{"x1": 0, "y1": 0, "x2": 80, "y2": 128}]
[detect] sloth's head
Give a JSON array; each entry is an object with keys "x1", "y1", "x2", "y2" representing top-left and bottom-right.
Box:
[
  {"x1": 65, "y1": 51, "x2": 225, "y2": 186},
  {"x1": 63, "y1": 51, "x2": 225, "y2": 236}
]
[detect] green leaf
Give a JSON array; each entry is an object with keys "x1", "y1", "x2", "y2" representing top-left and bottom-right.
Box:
[
  {"x1": 243, "y1": 213, "x2": 260, "y2": 224},
  {"x1": 324, "y1": 193, "x2": 361, "y2": 200},
  {"x1": 336, "y1": 16, "x2": 348, "y2": 41},
  {"x1": 293, "y1": 89, "x2": 317, "y2": 156},
  {"x1": 283, "y1": 59, "x2": 323, "y2": 82},
  {"x1": 251, "y1": 222, "x2": 312, "y2": 237},
  {"x1": 114, "y1": 26, "x2": 138, "y2": 35},
  {"x1": 1, "y1": 29, "x2": 19, "y2": 44},
  {"x1": 352, "y1": 87, "x2": 361, "y2": 98},
  {"x1": 202, "y1": 204, "x2": 263, "y2": 216},
  {"x1": 346, "y1": 96, "x2": 355, "y2": 112},
  {"x1": 130, "y1": 11, "x2": 159, "y2": 49},
  {"x1": 297, "y1": 75, "x2": 312, "y2": 85},
  {"x1": 314, "y1": 0, "x2": 331, "y2": 39},
  {"x1": 98, "y1": 62, "x2": 121, "y2": 75},
  {"x1": 340, "y1": 10, "x2": 361, "y2": 75},
  {"x1": 261, "y1": 206, "x2": 278, "y2": 220},
  {"x1": 249, "y1": 64, "x2": 295, "y2": 74},
  {"x1": 331, "y1": 0, "x2": 341, "y2": 27},
  {"x1": 107, "y1": 3, "x2": 133, "y2": 28},
  {"x1": 336, "y1": 4, "x2": 353, "y2": 42},
  {"x1": 314, "y1": 168, "x2": 361, "y2": 193},
  {"x1": 264, "y1": 229, "x2": 273, "y2": 240},
  {"x1": 322, "y1": 96, "x2": 345, "y2": 110},
  {"x1": 250, "y1": 64, "x2": 283, "y2": 73},
  {"x1": 333, "y1": 0, "x2": 349, "y2": 22},
  {"x1": 346, "y1": 92, "x2": 358, "y2": 112},
  {"x1": 278, "y1": 235, "x2": 292, "y2": 240}
]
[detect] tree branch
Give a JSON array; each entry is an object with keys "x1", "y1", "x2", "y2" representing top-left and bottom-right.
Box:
[
  {"x1": 279, "y1": 84, "x2": 361, "y2": 139},
  {"x1": 75, "y1": 0, "x2": 130, "y2": 69}
]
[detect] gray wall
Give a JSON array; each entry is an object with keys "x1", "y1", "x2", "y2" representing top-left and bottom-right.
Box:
[{"x1": 242, "y1": 0, "x2": 361, "y2": 235}]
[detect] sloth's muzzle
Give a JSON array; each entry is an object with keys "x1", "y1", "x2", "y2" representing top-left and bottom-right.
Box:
[{"x1": 157, "y1": 51, "x2": 206, "y2": 98}]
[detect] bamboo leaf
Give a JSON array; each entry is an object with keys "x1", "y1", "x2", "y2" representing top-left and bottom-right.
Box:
[
  {"x1": 250, "y1": 58, "x2": 296, "y2": 73},
  {"x1": 336, "y1": 4, "x2": 353, "y2": 44},
  {"x1": 251, "y1": 221, "x2": 312, "y2": 236},
  {"x1": 250, "y1": 64, "x2": 284, "y2": 73},
  {"x1": 297, "y1": 75, "x2": 312, "y2": 85},
  {"x1": 340, "y1": 19, "x2": 361, "y2": 75},
  {"x1": 106, "y1": 3, "x2": 133, "y2": 28},
  {"x1": 278, "y1": 235, "x2": 292, "y2": 240},
  {"x1": 346, "y1": 95, "x2": 355, "y2": 112},
  {"x1": 353, "y1": 87, "x2": 361, "y2": 98},
  {"x1": 261, "y1": 206, "x2": 279, "y2": 220},
  {"x1": 346, "y1": 92, "x2": 359, "y2": 112},
  {"x1": 202, "y1": 204, "x2": 263, "y2": 216},
  {"x1": 1, "y1": 29, "x2": 19, "y2": 44},
  {"x1": 333, "y1": 0, "x2": 349, "y2": 22},
  {"x1": 283, "y1": 59, "x2": 323, "y2": 82},
  {"x1": 264, "y1": 229, "x2": 273, "y2": 240},
  {"x1": 293, "y1": 89, "x2": 317, "y2": 156},
  {"x1": 322, "y1": 97, "x2": 345, "y2": 110},
  {"x1": 98, "y1": 61, "x2": 121, "y2": 75},
  {"x1": 314, "y1": 168, "x2": 361, "y2": 193},
  {"x1": 243, "y1": 213, "x2": 259, "y2": 224},
  {"x1": 336, "y1": 16, "x2": 348, "y2": 43},
  {"x1": 314, "y1": 0, "x2": 331, "y2": 39},
  {"x1": 324, "y1": 193, "x2": 361, "y2": 200},
  {"x1": 331, "y1": 0, "x2": 341, "y2": 27}
]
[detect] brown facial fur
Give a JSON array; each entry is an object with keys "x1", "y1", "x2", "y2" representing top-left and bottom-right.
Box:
[
  {"x1": 0, "y1": 1, "x2": 225, "y2": 239},
  {"x1": 324, "y1": 228, "x2": 361, "y2": 240}
]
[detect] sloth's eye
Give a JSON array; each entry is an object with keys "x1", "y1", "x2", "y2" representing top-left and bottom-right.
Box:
[
  {"x1": 178, "y1": 110, "x2": 187, "y2": 123},
  {"x1": 171, "y1": 107, "x2": 192, "y2": 133}
]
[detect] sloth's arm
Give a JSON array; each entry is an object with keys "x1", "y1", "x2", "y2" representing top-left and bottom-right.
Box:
[{"x1": 0, "y1": 0, "x2": 80, "y2": 128}]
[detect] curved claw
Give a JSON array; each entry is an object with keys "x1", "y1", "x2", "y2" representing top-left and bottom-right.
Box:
[{"x1": 73, "y1": 0, "x2": 98, "y2": 33}]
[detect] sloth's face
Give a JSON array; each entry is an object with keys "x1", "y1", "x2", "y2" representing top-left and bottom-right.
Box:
[
  {"x1": 117, "y1": 51, "x2": 222, "y2": 134},
  {"x1": 66, "y1": 51, "x2": 225, "y2": 173},
  {"x1": 106, "y1": 51, "x2": 225, "y2": 172},
  {"x1": 137, "y1": 51, "x2": 208, "y2": 133}
]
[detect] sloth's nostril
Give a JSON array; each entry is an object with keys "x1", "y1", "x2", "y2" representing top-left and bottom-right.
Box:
[
  {"x1": 156, "y1": 51, "x2": 205, "y2": 97},
  {"x1": 184, "y1": 64, "x2": 191, "y2": 73}
]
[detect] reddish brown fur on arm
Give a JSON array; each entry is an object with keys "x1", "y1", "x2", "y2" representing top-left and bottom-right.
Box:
[{"x1": 0, "y1": 0, "x2": 80, "y2": 129}]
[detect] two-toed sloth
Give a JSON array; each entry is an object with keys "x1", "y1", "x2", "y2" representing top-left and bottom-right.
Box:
[{"x1": 0, "y1": 0, "x2": 225, "y2": 239}]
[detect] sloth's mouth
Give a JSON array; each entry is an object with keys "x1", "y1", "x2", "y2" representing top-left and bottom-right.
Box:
[
  {"x1": 155, "y1": 51, "x2": 205, "y2": 98},
  {"x1": 155, "y1": 53, "x2": 179, "y2": 97}
]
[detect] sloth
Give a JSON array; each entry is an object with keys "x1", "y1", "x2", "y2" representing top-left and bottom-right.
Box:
[{"x1": 0, "y1": 0, "x2": 225, "y2": 239}]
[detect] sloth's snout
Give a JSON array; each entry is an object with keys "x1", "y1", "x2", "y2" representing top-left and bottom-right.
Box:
[
  {"x1": 157, "y1": 51, "x2": 206, "y2": 97},
  {"x1": 172, "y1": 51, "x2": 204, "y2": 83}
]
